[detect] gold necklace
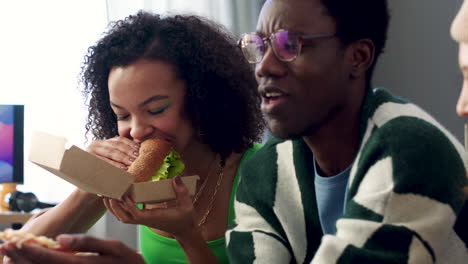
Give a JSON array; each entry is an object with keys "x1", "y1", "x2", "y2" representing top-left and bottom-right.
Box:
[
  {"x1": 197, "y1": 163, "x2": 224, "y2": 227},
  {"x1": 159, "y1": 155, "x2": 217, "y2": 210},
  {"x1": 191, "y1": 154, "x2": 225, "y2": 227},
  {"x1": 192, "y1": 155, "x2": 218, "y2": 204}
]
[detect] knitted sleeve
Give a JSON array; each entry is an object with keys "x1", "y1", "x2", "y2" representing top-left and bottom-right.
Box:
[
  {"x1": 227, "y1": 138, "x2": 323, "y2": 264},
  {"x1": 312, "y1": 103, "x2": 468, "y2": 264},
  {"x1": 226, "y1": 139, "x2": 294, "y2": 263}
]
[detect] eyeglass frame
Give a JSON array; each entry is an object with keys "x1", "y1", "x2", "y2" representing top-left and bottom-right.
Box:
[{"x1": 238, "y1": 29, "x2": 335, "y2": 63}]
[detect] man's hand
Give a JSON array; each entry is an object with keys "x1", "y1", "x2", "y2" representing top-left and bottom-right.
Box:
[{"x1": 0, "y1": 234, "x2": 145, "y2": 264}]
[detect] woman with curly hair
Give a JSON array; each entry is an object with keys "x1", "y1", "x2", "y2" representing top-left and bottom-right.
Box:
[{"x1": 4, "y1": 11, "x2": 263, "y2": 264}]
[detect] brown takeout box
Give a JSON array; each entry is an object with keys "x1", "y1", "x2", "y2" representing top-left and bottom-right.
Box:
[{"x1": 28, "y1": 131, "x2": 199, "y2": 203}]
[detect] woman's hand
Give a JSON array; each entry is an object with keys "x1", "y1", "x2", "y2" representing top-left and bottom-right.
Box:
[
  {"x1": 86, "y1": 136, "x2": 139, "y2": 170},
  {"x1": 104, "y1": 176, "x2": 198, "y2": 238},
  {"x1": 0, "y1": 234, "x2": 145, "y2": 264}
]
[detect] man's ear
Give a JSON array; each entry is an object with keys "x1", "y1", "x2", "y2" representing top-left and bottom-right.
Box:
[{"x1": 347, "y1": 39, "x2": 375, "y2": 79}]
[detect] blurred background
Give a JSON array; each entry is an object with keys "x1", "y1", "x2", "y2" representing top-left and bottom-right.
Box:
[{"x1": 0, "y1": 0, "x2": 464, "y2": 249}]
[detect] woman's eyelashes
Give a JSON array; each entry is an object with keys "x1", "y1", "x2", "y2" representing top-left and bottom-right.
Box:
[
  {"x1": 114, "y1": 104, "x2": 171, "y2": 121},
  {"x1": 116, "y1": 114, "x2": 129, "y2": 121},
  {"x1": 149, "y1": 103, "x2": 171, "y2": 115}
]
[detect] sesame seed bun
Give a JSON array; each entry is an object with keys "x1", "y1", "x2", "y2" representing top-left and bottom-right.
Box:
[{"x1": 127, "y1": 139, "x2": 172, "y2": 183}]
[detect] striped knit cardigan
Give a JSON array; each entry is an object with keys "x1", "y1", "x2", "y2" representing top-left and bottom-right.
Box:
[{"x1": 226, "y1": 88, "x2": 468, "y2": 264}]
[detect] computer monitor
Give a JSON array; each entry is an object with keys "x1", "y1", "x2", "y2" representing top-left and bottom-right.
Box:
[{"x1": 0, "y1": 105, "x2": 24, "y2": 184}]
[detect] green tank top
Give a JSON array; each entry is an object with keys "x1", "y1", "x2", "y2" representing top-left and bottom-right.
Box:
[{"x1": 138, "y1": 144, "x2": 262, "y2": 264}]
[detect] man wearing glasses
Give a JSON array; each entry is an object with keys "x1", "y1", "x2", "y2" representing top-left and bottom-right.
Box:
[{"x1": 227, "y1": 0, "x2": 468, "y2": 263}]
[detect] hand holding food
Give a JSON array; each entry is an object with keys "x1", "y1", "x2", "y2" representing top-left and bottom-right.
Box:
[
  {"x1": 103, "y1": 175, "x2": 197, "y2": 237},
  {"x1": 103, "y1": 138, "x2": 195, "y2": 235},
  {"x1": 0, "y1": 233, "x2": 145, "y2": 264},
  {"x1": 0, "y1": 229, "x2": 74, "y2": 254}
]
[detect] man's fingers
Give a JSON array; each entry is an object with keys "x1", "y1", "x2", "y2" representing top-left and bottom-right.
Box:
[
  {"x1": 17, "y1": 244, "x2": 80, "y2": 264},
  {"x1": 1, "y1": 242, "x2": 32, "y2": 264},
  {"x1": 2, "y1": 238, "x2": 141, "y2": 264},
  {"x1": 2, "y1": 242, "x2": 83, "y2": 264},
  {"x1": 18, "y1": 243, "x2": 118, "y2": 264},
  {"x1": 56, "y1": 234, "x2": 124, "y2": 256}
]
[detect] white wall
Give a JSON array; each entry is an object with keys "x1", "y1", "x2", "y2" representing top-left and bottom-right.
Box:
[
  {"x1": 0, "y1": 0, "x2": 140, "y2": 250},
  {"x1": 0, "y1": 0, "x2": 109, "y2": 203},
  {"x1": 373, "y1": 0, "x2": 465, "y2": 142},
  {"x1": 106, "y1": 0, "x2": 233, "y2": 31}
]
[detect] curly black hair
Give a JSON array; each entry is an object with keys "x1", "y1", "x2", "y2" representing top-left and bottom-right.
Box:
[
  {"x1": 80, "y1": 11, "x2": 264, "y2": 160},
  {"x1": 321, "y1": 0, "x2": 390, "y2": 87}
]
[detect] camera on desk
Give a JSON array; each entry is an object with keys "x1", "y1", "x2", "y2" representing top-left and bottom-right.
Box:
[{"x1": 4, "y1": 191, "x2": 56, "y2": 213}]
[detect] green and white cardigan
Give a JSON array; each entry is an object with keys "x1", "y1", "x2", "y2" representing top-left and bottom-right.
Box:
[{"x1": 226, "y1": 88, "x2": 468, "y2": 264}]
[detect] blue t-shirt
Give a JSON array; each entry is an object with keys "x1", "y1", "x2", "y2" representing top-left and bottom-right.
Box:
[{"x1": 314, "y1": 158, "x2": 351, "y2": 235}]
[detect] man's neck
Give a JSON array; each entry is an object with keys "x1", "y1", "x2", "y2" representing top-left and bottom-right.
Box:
[{"x1": 303, "y1": 85, "x2": 366, "y2": 177}]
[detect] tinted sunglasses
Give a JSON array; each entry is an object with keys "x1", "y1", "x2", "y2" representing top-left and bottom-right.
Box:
[{"x1": 238, "y1": 29, "x2": 335, "y2": 63}]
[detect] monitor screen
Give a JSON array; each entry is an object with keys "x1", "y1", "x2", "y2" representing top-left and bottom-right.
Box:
[{"x1": 0, "y1": 105, "x2": 24, "y2": 183}]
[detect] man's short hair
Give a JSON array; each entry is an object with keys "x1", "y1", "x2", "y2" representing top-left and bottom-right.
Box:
[{"x1": 321, "y1": 0, "x2": 390, "y2": 86}]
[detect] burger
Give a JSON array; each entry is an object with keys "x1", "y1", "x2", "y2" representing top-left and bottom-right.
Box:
[{"x1": 127, "y1": 139, "x2": 185, "y2": 183}]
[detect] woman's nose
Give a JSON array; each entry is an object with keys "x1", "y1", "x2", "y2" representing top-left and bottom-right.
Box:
[
  {"x1": 130, "y1": 118, "x2": 154, "y2": 142},
  {"x1": 457, "y1": 80, "x2": 468, "y2": 117}
]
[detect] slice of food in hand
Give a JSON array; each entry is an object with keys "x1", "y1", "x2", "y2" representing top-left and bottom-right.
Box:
[
  {"x1": 127, "y1": 139, "x2": 185, "y2": 183},
  {"x1": 0, "y1": 228, "x2": 74, "y2": 253}
]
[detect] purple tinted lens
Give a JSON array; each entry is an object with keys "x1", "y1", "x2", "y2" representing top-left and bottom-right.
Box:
[
  {"x1": 272, "y1": 30, "x2": 298, "y2": 61},
  {"x1": 241, "y1": 33, "x2": 264, "y2": 63}
]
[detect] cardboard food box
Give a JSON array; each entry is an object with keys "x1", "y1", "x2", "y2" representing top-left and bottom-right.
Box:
[{"x1": 28, "y1": 131, "x2": 199, "y2": 203}]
